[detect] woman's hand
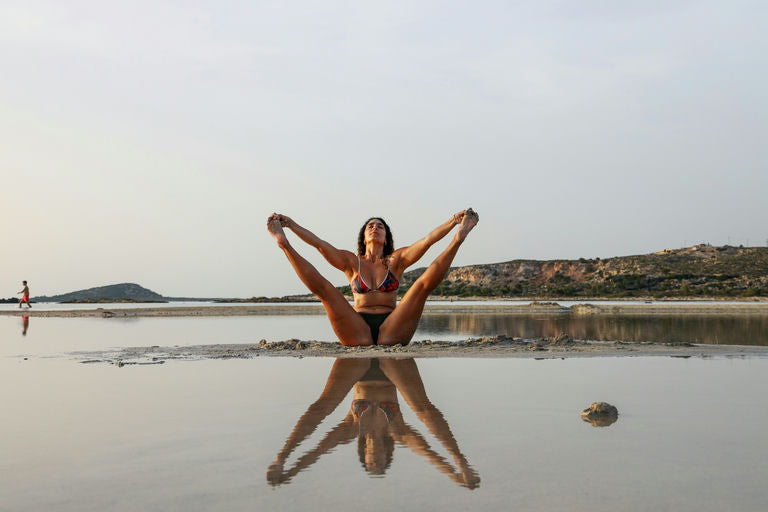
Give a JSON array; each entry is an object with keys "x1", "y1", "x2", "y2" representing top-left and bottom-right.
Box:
[
  {"x1": 270, "y1": 213, "x2": 294, "y2": 229},
  {"x1": 266, "y1": 462, "x2": 285, "y2": 486},
  {"x1": 452, "y1": 209, "x2": 468, "y2": 225}
]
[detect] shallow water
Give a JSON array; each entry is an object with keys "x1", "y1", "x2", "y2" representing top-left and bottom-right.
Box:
[
  {"x1": 0, "y1": 299, "x2": 763, "y2": 312},
  {"x1": 2, "y1": 311, "x2": 768, "y2": 360},
  {"x1": 418, "y1": 312, "x2": 768, "y2": 345},
  {"x1": 2, "y1": 356, "x2": 767, "y2": 511}
]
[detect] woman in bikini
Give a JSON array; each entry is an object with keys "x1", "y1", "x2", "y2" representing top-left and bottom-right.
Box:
[{"x1": 266, "y1": 208, "x2": 479, "y2": 346}]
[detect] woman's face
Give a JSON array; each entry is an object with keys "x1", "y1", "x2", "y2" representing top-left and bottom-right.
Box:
[{"x1": 364, "y1": 219, "x2": 386, "y2": 244}]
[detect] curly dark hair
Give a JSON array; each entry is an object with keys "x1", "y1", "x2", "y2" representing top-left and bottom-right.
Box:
[
  {"x1": 357, "y1": 217, "x2": 394, "y2": 256},
  {"x1": 358, "y1": 432, "x2": 395, "y2": 475}
]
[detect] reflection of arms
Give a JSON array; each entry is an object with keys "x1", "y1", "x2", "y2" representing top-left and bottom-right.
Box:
[
  {"x1": 380, "y1": 359, "x2": 480, "y2": 489},
  {"x1": 268, "y1": 417, "x2": 356, "y2": 486},
  {"x1": 267, "y1": 359, "x2": 369, "y2": 483}
]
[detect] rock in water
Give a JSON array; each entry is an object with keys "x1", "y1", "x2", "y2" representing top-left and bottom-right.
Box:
[{"x1": 581, "y1": 402, "x2": 619, "y2": 427}]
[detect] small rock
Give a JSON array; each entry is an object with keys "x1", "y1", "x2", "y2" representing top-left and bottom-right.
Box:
[{"x1": 581, "y1": 402, "x2": 619, "y2": 427}]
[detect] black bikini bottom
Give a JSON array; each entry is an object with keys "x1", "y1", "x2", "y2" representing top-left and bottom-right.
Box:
[
  {"x1": 359, "y1": 312, "x2": 391, "y2": 345},
  {"x1": 359, "y1": 358, "x2": 388, "y2": 382}
]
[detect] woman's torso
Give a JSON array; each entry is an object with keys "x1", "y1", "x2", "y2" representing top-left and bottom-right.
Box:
[{"x1": 349, "y1": 255, "x2": 401, "y2": 314}]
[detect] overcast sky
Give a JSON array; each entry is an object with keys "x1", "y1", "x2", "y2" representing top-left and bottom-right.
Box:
[{"x1": 1, "y1": 0, "x2": 766, "y2": 298}]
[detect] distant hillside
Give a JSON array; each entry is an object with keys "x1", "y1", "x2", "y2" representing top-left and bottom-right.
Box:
[
  {"x1": 37, "y1": 283, "x2": 165, "y2": 303},
  {"x1": 340, "y1": 245, "x2": 768, "y2": 298}
]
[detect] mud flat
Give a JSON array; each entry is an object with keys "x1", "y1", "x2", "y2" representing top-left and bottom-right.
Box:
[
  {"x1": 71, "y1": 334, "x2": 768, "y2": 365},
  {"x1": 5, "y1": 302, "x2": 768, "y2": 318}
]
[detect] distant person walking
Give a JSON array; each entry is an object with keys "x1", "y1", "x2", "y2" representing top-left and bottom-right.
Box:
[{"x1": 18, "y1": 281, "x2": 31, "y2": 308}]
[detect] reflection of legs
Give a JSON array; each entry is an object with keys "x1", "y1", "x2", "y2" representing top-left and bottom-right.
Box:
[
  {"x1": 268, "y1": 218, "x2": 372, "y2": 346},
  {"x1": 378, "y1": 211, "x2": 477, "y2": 346},
  {"x1": 379, "y1": 358, "x2": 480, "y2": 489},
  {"x1": 378, "y1": 358, "x2": 428, "y2": 402},
  {"x1": 268, "y1": 358, "x2": 370, "y2": 486}
]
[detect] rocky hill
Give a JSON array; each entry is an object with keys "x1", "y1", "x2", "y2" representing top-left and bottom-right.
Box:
[
  {"x1": 391, "y1": 245, "x2": 768, "y2": 298},
  {"x1": 36, "y1": 283, "x2": 165, "y2": 303}
]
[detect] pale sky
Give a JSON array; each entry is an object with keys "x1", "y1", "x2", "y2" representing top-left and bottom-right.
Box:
[{"x1": 1, "y1": 1, "x2": 766, "y2": 298}]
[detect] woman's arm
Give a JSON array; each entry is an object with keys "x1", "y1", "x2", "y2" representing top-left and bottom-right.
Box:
[
  {"x1": 392, "y1": 210, "x2": 467, "y2": 271},
  {"x1": 268, "y1": 359, "x2": 368, "y2": 470},
  {"x1": 274, "y1": 214, "x2": 356, "y2": 272}
]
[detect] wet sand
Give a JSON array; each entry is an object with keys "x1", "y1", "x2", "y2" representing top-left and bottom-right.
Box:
[{"x1": 74, "y1": 334, "x2": 768, "y2": 365}]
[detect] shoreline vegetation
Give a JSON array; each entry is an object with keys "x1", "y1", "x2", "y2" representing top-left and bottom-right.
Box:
[{"x1": 390, "y1": 244, "x2": 768, "y2": 299}]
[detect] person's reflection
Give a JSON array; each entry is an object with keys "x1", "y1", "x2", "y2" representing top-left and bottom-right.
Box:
[
  {"x1": 267, "y1": 357, "x2": 480, "y2": 489},
  {"x1": 21, "y1": 315, "x2": 29, "y2": 336}
]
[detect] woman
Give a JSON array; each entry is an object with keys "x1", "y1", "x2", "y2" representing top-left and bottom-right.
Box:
[
  {"x1": 267, "y1": 357, "x2": 480, "y2": 488},
  {"x1": 266, "y1": 208, "x2": 479, "y2": 346}
]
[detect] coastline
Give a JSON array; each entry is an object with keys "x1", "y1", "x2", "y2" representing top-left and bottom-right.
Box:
[
  {"x1": 4, "y1": 302, "x2": 768, "y2": 318},
  {"x1": 10, "y1": 302, "x2": 768, "y2": 362},
  {"x1": 74, "y1": 335, "x2": 768, "y2": 364}
]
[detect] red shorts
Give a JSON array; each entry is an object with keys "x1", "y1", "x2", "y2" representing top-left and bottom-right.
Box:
[{"x1": 22, "y1": 295, "x2": 29, "y2": 302}]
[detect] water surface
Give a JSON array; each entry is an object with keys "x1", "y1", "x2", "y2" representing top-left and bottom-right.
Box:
[
  {"x1": 2, "y1": 356, "x2": 766, "y2": 511},
  {"x1": 3, "y1": 311, "x2": 768, "y2": 360}
]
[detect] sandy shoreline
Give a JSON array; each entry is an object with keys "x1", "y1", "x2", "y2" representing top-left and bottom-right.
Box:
[
  {"x1": 71, "y1": 334, "x2": 768, "y2": 365},
  {"x1": 8, "y1": 303, "x2": 768, "y2": 363},
  {"x1": 4, "y1": 302, "x2": 768, "y2": 318}
]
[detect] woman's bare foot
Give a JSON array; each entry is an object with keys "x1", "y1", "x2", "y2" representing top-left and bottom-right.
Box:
[
  {"x1": 267, "y1": 214, "x2": 289, "y2": 248},
  {"x1": 456, "y1": 208, "x2": 478, "y2": 241}
]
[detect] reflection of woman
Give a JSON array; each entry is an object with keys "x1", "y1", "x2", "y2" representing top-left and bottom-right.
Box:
[
  {"x1": 266, "y1": 210, "x2": 478, "y2": 346},
  {"x1": 267, "y1": 358, "x2": 480, "y2": 489}
]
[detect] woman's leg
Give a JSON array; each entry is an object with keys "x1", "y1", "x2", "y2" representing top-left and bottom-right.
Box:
[
  {"x1": 267, "y1": 217, "x2": 373, "y2": 346},
  {"x1": 377, "y1": 210, "x2": 479, "y2": 346}
]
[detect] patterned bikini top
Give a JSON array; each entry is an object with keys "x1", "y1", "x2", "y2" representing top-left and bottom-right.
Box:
[{"x1": 351, "y1": 255, "x2": 399, "y2": 294}]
